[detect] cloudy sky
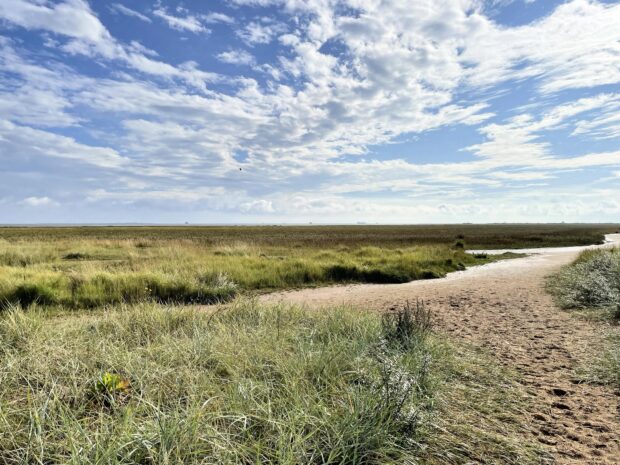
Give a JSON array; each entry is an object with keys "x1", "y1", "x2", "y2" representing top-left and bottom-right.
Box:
[{"x1": 0, "y1": 0, "x2": 619, "y2": 224}]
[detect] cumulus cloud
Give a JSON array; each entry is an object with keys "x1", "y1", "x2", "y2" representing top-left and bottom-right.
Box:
[
  {"x1": 216, "y1": 49, "x2": 256, "y2": 66},
  {"x1": 237, "y1": 20, "x2": 286, "y2": 45},
  {"x1": 0, "y1": 0, "x2": 619, "y2": 222}
]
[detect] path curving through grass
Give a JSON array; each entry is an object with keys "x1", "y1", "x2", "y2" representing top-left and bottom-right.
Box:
[{"x1": 262, "y1": 235, "x2": 620, "y2": 464}]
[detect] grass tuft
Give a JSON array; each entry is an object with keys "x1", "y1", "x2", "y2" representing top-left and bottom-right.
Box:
[{"x1": 548, "y1": 248, "x2": 620, "y2": 388}]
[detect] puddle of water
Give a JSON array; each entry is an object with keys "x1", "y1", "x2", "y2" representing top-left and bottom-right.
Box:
[{"x1": 468, "y1": 234, "x2": 620, "y2": 256}]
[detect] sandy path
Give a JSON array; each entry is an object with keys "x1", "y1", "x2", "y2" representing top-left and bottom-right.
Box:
[{"x1": 262, "y1": 235, "x2": 620, "y2": 464}]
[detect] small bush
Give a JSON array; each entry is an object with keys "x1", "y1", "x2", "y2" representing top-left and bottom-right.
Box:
[
  {"x1": 550, "y1": 249, "x2": 620, "y2": 310},
  {"x1": 382, "y1": 300, "x2": 433, "y2": 349}
]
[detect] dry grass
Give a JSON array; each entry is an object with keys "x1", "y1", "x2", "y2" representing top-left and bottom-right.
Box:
[
  {"x1": 549, "y1": 248, "x2": 620, "y2": 388},
  {"x1": 0, "y1": 300, "x2": 544, "y2": 464}
]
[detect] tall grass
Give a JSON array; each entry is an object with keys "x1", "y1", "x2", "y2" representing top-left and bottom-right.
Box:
[
  {"x1": 0, "y1": 300, "x2": 544, "y2": 464},
  {"x1": 0, "y1": 300, "x2": 436, "y2": 464},
  {"x1": 0, "y1": 237, "x2": 498, "y2": 309},
  {"x1": 548, "y1": 248, "x2": 620, "y2": 387},
  {"x1": 549, "y1": 248, "x2": 620, "y2": 314}
]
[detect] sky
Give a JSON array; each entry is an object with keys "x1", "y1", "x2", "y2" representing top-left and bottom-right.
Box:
[{"x1": 0, "y1": 0, "x2": 619, "y2": 224}]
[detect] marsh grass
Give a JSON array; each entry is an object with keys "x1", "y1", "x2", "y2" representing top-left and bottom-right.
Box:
[
  {"x1": 0, "y1": 237, "x2": 497, "y2": 309},
  {"x1": 0, "y1": 300, "x2": 544, "y2": 464}
]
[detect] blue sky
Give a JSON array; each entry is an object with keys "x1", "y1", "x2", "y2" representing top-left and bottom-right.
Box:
[{"x1": 0, "y1": 0, "x2": 619, "y2": 224}]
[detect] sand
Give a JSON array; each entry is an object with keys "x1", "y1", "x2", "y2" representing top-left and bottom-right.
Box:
[{"x1": 262, "y1": 234, "x2": 620, "y2": 464}]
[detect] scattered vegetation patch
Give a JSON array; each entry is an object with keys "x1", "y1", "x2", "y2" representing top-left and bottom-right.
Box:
[
  {"x1": 0, "y1": 301, "x2": 434, "y2": 463},
  {"x1": 0, "y1": 237, "x2": 504, "y2": 309}
]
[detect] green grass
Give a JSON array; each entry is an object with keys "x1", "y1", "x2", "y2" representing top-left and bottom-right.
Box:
[
  {"x1": 0, "y1": 236, "x2": 512, "y2": 309},
  {"x1": 2, "y1": 224, "x2": 616, "y2": 309},
  {"x1": 0, "y1": 300, "x2": 544, "y2": 464},
  {"x1": 548, "y1": 248, "x2": 620, "y2": 388}
]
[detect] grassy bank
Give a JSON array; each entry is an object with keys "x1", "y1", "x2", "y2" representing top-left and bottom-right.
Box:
[
  {"x1": 548, "y1": 248, "x2": 620, "y2": 387},
  {"x1": 0, "y1": 300, "x2": 543, "y2": 464},
  {"x1": 0, "y1": 235, "x2": 509, "y2": 309},
  {"x1": 2, "y1": 224, "x2": 616, "y2": 309}
]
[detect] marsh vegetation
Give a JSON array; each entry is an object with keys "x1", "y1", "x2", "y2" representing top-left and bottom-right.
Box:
[{"x1": 0, "y1": 224, "x2": 611, "y2": 309}]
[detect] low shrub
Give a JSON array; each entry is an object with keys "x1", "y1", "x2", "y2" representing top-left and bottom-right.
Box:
[
  {"x1": 549, "y1": 249, "x2": 620, "y2": 310},
  {"x1": 382, "y1": 300, "x2": 433, "y2": 350}
]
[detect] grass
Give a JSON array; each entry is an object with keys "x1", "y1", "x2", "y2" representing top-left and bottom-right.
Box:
[
  {"x1": 1, "y1": 224, "x2": 617, "y2": 248},
  {"x1": 2, "y1": 224, "x2": 616, "y2": 309},
  {"x1": 548, "y1": 248, "x2": 620, "y2": 316},
  {"x1": 548, "y1": 247, "x2": 620, "y2": 388},
  {"x1": 0, "y1": 235, "x2": 511, "y2": 309},
  {"x1": 0, "y1": 300, "x2": 544, "y2": 464}
]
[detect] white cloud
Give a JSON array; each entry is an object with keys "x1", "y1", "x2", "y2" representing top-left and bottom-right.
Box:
[
  {"x1": 1, "y1": 0, "x2": 619, "y2": 222},
  {"x1": 240, "y1": 199, "x2": 275, "y2": 213},
  {"x1": 462, "y1": 0, "x2": 620, "y2": 93},
  {"x1": 237, "y1": 20, "x2": 286, "y2": 45},
  {"x1": 0, "y1": 1, "x2": 219, "y2": 90},
  {"x1": 217, "y1": 49, "x2": 256, "y2": 66},
  {"x1": 153, "y1": 7, "x2": 209, "y2": 34},
  {"x1": 109, "y1": 3, "x2": 151, "y2": 23},
  {"x1": 202, "y1": 12, "x2": 235, "y2": 24},
  {"x1": 21, "y1": 196, "x2": 59, "y2": 207},
  {"x1": 467, "y1": 94, "x2": 620, "y2": 166},
  {"x1": 0, "y1": 120, "x2": 127, "y2": 169},
  {"x1": 0, "y1": 0, "x2": 109, "y2": 41}
]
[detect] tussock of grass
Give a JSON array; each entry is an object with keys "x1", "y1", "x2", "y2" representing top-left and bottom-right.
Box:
[
  {"x1": 548, "y1": 248, "x2": 620, "y2": 388},
  {"x1": 549, "y1": 248, "x2": 620, "y2": 311}
]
